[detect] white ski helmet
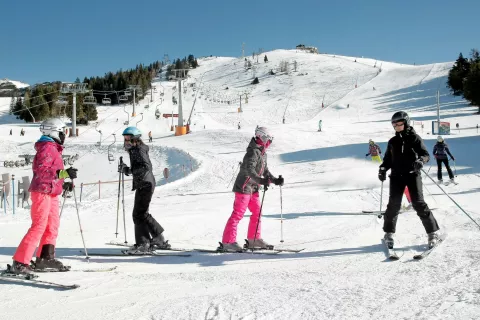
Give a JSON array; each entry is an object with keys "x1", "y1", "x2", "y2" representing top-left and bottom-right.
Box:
[
  {"x1": 255, "y1": 126, "x2": 273, "y2": 144},
  {"x1": 437, "y1": 136, "x2": 444, "y2": 142},
  {"x1": 40, "y1": 118, "x2": 67, "y2": 144}
]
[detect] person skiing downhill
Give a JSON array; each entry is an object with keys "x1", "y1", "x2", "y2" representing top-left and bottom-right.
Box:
[
  {"x1": 11, "y1": 118, "x2": 78, "y2": 275},
  {"x1": 318, "y1": 120, "x2": 323, "y2": 132},
  {"x1": 366, "y1": 139, "x2": 382, "y2": 162},
  {"x1": 378, "y1": 111, "x2": 440, "y2": 249},
  {"x1": 433, "y1": 136, "x2": 455, "y2": 184},
  {"x1": 119, "y1": 126, "x2": 170, "y2": 252},
  {"x1": 367, "y1": 139, "x2": 412, "y2": 209},
  {"x1": 220, "y1": 126, "x2": 284, "y2": 252}
]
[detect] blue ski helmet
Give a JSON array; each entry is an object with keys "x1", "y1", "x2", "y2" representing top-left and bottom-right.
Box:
[{"x1": 122, "y1": 126, "x2": 142, "y2": 138}]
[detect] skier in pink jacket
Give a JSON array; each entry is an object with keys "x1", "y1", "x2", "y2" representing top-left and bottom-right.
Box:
[
  {"x1": 220, "y1": 126, "x2": 284, "y2": 252},
  {"x1": 11, "y1": 118, "x2": 77, "y2": 275}
]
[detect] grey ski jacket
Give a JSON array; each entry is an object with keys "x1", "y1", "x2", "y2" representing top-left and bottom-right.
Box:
[{"x1": 232, "y1": 138, "x2": 275, "y2": 194}]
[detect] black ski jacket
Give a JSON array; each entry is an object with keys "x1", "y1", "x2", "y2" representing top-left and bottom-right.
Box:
[
  {"x1": 127, "y1": 143, "x2": 155, "y2": 191},
  {"x1": 380, "y1": 126, "x2": 430, "y2": 176},
  {"x1": 232, "y1": 138, "x2": 275, "y2": 194}
]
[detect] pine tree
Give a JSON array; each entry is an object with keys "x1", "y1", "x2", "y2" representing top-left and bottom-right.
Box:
[
  {"x1": 447, "y1": 53, "x2": 470, "y2": 96},
  {"x1": 463, "y1": 61, "x2": 480, "y2": 112}
]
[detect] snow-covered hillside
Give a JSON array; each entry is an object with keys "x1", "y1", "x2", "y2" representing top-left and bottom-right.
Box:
[{"x1": 1, "y1": 50, "x2": 480, "y2": 320}]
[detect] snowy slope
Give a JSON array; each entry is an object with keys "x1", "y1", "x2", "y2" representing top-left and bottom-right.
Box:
[{"x1": 1, "y1": 50, "x2": 480, "y2": 320}]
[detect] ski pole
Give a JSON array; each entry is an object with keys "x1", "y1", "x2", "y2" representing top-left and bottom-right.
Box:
[
  {"x1": 280, "y1": 181, "x2": 284, "y2": 243},
  {"x1": 453, "y1": 159, "x2": 457, "y2": 177},
  {"x1": 121, "y1": 170, "x2": 127, "y2": 244},
  {"x1": 115, "y1": 157, "x2": 122, "y2": 238},
  {"x1": 422, "y1": 168, "x2": 480, "y2": 230},
  {"x1": 252, "y1": 185, "x2": 268, "y2": 252},
  {"x1": 378, "y1": 181, "x2": 384, "y2": 219},
  {"x1": 59, "y1": 189, "x2": 68, "y2": 219},
  {"x1": 72, "y1": 181, "x2": 90, "y2": 260},
  {"x1": 227, "y1": 162, "x2": 241, "y2": 189}
]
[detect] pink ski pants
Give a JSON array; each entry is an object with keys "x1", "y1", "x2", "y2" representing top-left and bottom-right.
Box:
[
  {"x1": 13, "y1": 192, "x2": 60, "y2": 264},
  {"x1": 222, "y1": 192, "x2": 262, "y2": 243}
]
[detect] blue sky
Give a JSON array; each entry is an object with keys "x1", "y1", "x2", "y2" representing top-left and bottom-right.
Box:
[{"x1": 0, "y1": 0, "x2": 478, "y2": 85}]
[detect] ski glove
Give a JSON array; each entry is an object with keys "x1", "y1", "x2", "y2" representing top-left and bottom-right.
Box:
[
  {"x1": 57, "y1": 167, "x2": 77, "y2": 179},
  {"x1": 259, "y1": 178, "x2": 270, "y2": 188},
  {"x1": 378, "y1": 167, "x2": 386, "y2": 182},
  {"x1": 273, "y1": 176, "x2": 284, "y2": 186},
  {"x1": 118, "y1": 163, "x2": 131, "y2": 176},
  {"x1": 413, "y1": 159, "x2": 424, "y2": 172},
  {"x1": 365, "y1": 153, "x2": 369, "y2": 157},
  {"x1": 62, "y1": 182, "x2": 73, "y2": 192}
]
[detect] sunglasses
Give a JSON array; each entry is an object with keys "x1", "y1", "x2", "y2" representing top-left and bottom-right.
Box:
[{"x1": 391, "y1": 121, "x2": 405, "y2": 127}]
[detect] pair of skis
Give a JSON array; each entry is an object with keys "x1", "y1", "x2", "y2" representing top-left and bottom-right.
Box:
[
  {"x1": 383, "y1": 233, "x2": 446, "y2": 261},
  {"x1": 100, "y1": 240, "x2": 305, "y2": 255},
  {"x1": 0, "y1": 264, "x2": 117, "y2": 290}
]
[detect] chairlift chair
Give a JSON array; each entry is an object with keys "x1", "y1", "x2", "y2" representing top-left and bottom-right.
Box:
[
  {"x1": 83, "y1": 95, "x2": 97, "y2": 105},
  {"x1": 119, "y1": 95, "x2": 128, "y2": 102},
  {"x1": 57, "y1": 96, "x2": 68, "y2": 106},
  {"x1": 125, "y1": 91, "x2": 132, "y2": 97},
  {"x1": 102, "y1": 95, "x2": 112, "y2": 105}
]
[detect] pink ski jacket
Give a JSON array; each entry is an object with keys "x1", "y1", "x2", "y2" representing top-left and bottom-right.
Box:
[{"x1": 28, "y1": 136, "x2": 65, "y2": 196}]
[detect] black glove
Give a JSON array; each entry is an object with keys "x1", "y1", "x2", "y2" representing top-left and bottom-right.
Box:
[
  {"x1": 259, "y1": 178, "x2": 270, "y2": 188},
  {"x1": 378, "y1": 167, "x2": 386, "y2": 182},
  {"x1": 365, "y1": 153, "x2": 369, "y2": 157},
  {"x1": 118, "y1": 163, "x2": 131, "y2": 175},
  {"x1": 451, "y1": 157, "x2": 455, "y2": 161},
  {"x1": 273, "y1": 175, "x2": 284, "y2": 186},
  {"x1": 62, "y1": 182, "x2": 73, "y2": 192},
  {"x1": 413, "y1": 159, "x2": 423, "y2": 172},
  {"x1": 66, "y1": 167, "x2": 77, "y2": 179}
]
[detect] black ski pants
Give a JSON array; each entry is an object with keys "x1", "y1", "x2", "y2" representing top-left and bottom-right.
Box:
[
  {"x1": 132, "y1": 185, "x2": 164, "y2": 245},
  {"x1": 383, "y1": 174, "x2": 439, "y2": 234},
  {"x1": 436, "y1": 158, "x2": 454, "y2": 180}
]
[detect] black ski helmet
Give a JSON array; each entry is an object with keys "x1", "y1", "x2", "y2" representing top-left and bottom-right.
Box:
[{"x1": 391, "y1": 111, "x2": 410, "y2": 126}]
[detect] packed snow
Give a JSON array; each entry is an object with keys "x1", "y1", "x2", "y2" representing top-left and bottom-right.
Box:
[{"x1": 1, "y1": 50, "x2": 480, "y2": 320}]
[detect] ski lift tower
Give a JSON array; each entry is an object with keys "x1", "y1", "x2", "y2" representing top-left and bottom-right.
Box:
[
  {"x1": 127, "y1": 85, "x2": 142, "y2": 117},
  {"x1": 172, "y1": 68, "x2": 189, "y2": 136},
  {"x1": 60, "y1": 83, "x2": 90, "y2": 137}
]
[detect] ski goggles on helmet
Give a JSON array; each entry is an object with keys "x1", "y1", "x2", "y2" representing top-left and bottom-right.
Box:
[{"x1": 391, "y1": 120, "x2": 405, "y2": 127}]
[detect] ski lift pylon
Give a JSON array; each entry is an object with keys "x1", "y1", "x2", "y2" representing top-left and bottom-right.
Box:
[{"x1": 108, "y1": 134, "x2": 116, "y2": 163}]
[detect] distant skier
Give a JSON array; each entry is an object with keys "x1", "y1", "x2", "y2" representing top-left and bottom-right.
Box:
[
  {"x1": 20, "y1": 128, "x2": 25, "y2": 136},
  {"x1": 378, "y1": 111, "x2": 439, "y2": 249},
  {"x1": 119, "y1": 127, "x2": 169, "y2": 252},
  {"x1": 11, "y1": 118, "x2": 77, "y2": 274},
  {"x1": 365, "y1": 139, "x2": 382, "y2": 162},
  {"x1": 9, "y1": 129, "x2": 12, "y2": 135},
  {"x1": 238, "y1": 122, "x2": 241, "y2": 130},
  {"x1": 318, "y1": 120, "x2": 323, "y2": 132},
  {"x1": 433, "y1": 136, "x2": 455, "y2": 184},
  {"x1": 220, "y1": 126, "x2": 284, "y2": 252},
  {"x1": 148, "y1": 131, "x2": 153, "y2": 142}
]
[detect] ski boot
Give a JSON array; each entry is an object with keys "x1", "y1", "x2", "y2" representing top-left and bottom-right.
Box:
[
  {"x1": 428, "y1": 231, "x2": 439, "y2": 249},
  {"x1": 449, "y1": 178, "x2": 456, "y2": 185},
  {"x1": 150, "y1": 234, "x2": 171, "y2": 250},
  {"x1": 34, "y1": 245, "x2": 70, "y2": 271},
  {"x1": 10, "y1": 260, "x2": 34, "y2": 275},
  {"x1": 244, "y1": 239, "x2": 274, "y2": 250},
  {"x1": 384, "y1": 232, "x2": 395, "y2": 249},
  {"x1": 125, "y1": 242, "x2": 151, "y2": 254},
  {"x1": 437, "y1": 179, "x2": 443, "y2": 185},
  {"x1": 218, "y1": 242, "x2": 243, "y2": 253}
]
